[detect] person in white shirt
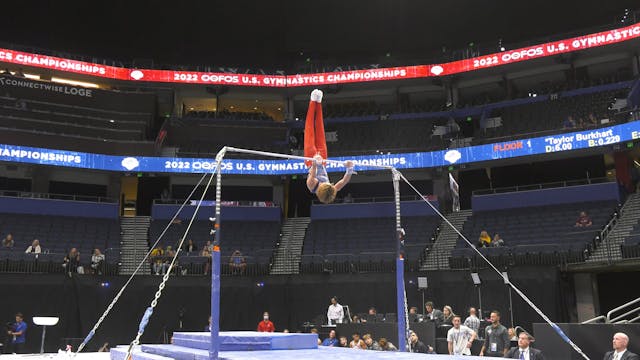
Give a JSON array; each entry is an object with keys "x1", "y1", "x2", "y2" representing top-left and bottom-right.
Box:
[
  {"x1": 25, "y1": 239, "x2": 41, "y2": 254},
  {"x1": 447, "y1": 315, "x2": 476, "y2": 355},
  {"x1": 602, "y1": 332, "x2": 639, "y2": 360},
  {"x1": 327, "y1": 296, "x2": 344, "y2": 325}
]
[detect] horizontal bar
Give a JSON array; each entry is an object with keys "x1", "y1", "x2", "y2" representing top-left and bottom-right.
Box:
[{"x1": 223, "y1": 146, "x2": 395, "y2": 170}]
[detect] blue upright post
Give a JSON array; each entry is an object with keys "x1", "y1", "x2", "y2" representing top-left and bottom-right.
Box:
[
  {"x1": 392, "y1": 169, "x2": 408, "y2": 352},
  {"x1": 210, "y1": 150, "x2": 225, "y2": 360},
  {"x1": 396, "y1": 257, "x2": 407, "y2": 352}
]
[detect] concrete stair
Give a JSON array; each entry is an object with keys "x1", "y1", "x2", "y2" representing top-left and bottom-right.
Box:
[
  {"x1": 587, "y1": 193, "x2": 640, "y2": 263},
  {"x1": 420, "y1": 209, "x2": 472, "y2": 271},
  {"x1": 270, "y1": 217, "x2": 310, "y2": 275},
  {"x1": 119, "y1": 216, "x2": 151, "y2": 275}
]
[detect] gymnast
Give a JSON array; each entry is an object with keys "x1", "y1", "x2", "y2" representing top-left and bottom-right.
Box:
[{"x1": 305, "y1": 89, "x2": 356, "y2": 203}]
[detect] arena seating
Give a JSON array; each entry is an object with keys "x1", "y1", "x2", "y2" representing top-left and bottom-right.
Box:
[
  {"x1": 301, "y1": 216, "x2": 440, "y2": 273},
  {"x1": 0, "y1": 213, "x2": 121, "y2": 273},
  {"x1": 166, "y1": 117, "x2": 289, "y2": 158},
  {"x1": 449, "y1": 200, "x2": 617, "y2": 268},
  {"x1": 148, "y1": 218, "x2": 280, "y2": 275},
  {"x1": 479, "y1": 85, "x2": 629, "y2": 141},
  {"x1": 620, "y1": 223, "x2": 640, "y2": 259}
]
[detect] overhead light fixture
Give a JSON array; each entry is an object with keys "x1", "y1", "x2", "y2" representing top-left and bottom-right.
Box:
[
  {"x1": 51, "y1": 77, "x2": 99, "y2": 88},
  {"x1": 23, "y1": 73, "x2": 40, "y2": 80}
]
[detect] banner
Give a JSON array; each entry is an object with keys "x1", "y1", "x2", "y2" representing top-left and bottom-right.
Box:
[
  {"x1": 1, "y1": 121, "x2": 639, "y2": 174},
  {"x1": 0, "y1": 76, "x2": 93, "y2": 97},
  {"x1": 0, "y1": 22, "x2": 637, "y2": 87}
]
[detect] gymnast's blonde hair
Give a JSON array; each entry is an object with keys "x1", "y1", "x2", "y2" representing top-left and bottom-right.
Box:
[{"x1": 316, "y1": 183, "x2": 337, "y2": 204}]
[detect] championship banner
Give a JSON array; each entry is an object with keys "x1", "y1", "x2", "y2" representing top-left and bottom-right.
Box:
[
  {"x1": 0, "y1": 22, "x2": 637, "y2": 86},
  {"x1": 1, "y1": 120, "x2": 639, "y2": 174}
]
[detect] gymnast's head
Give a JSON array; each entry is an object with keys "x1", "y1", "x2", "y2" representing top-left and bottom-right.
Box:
[{"x1": 316, "y1": 183, "x2": 337, "y2": 204}]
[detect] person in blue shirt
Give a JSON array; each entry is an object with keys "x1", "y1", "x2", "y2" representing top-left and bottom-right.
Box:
[
  {"x1": 321, "y1": 329, "x2": 338, "y2": 347},
  {"x1": 7, "y1": 312, "x2": 27, "y2": 353}
]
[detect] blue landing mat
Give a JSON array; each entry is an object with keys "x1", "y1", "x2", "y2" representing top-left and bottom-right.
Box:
[
  {"x1": 172, "y1": 331, "x2": 317, "y2": 351},
  {"x1": 110, "y1": 344, "x2": 485, "y2": 360}
]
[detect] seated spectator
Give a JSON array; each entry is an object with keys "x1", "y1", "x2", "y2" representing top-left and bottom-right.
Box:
[
  {"x1": 91, "y1": 248, "x2": 105, "y2": 275},
  {"x1": 25, "y1": 239, "x2": 42, "y2": 254},
  {"x1": 442, "y1": 305, "x2": 455, "y2": 326},
  {"x1": 424, "y1": 301, "x2": 444, "y2": 323},
  {"x1": 351, "y1": 315, "x2": 361, "y2": 323},
  {"x1": 378, "y1": 337, "x2": 397, "y2": 351},
  {"x1": 409, "y1": 306, "x2": 422, "y2": 323},
  {"x1": 349, "y1": 332, "x2": 367, "y2": 349},
  {"x1": 343, "y1": 193, "x2": 354, "y2": 203},
  {"x1": 321, "y1": 329, "x2": 338, "y2": 346},
  {"x1": 200, "y1": 248, "x2": 212, "y2": 275},
  {"x1": 310, "y1": 328, "x2": 322, "y2": 345},
  {"x1": 165, "y1": 245, "x2": 176, "y2": 257},
  {"x1": 184, "y1": 239, "x2": 198, "y2": 254},
  {"x1": 588, "y1": 113, "x2": 599, "y2": 126},
  {"x1": 63, "y1": 248, "x2": 82, "y2": 274},
  {"x1": 409, "y1": 330, "x2": 435, "y2": 353},
  {"x1": 338, "y1": 336, "x2": 348, "y2": 347},
  {"x1": 204, "y1": 240, "x2": 213, "y2": 252},
  {"x1": 2, "y1": 233, "x2": 14, "y2": 248},
  {"x1": 575, "y1": 211, "x2": 592, "y2": 227},
  {"x1": 478, "y1": 230, "x2": 492, "y2": 248},
  {"x1": 562, "y1": 115, "x2": 576, "y2": 129},
  {"x1": 150, "y1": 245, "x2": 167, "y2": 275},
  {"x1": 363, "y1": 333, "x2": 381, "y2": 350},
  {"x1": 229, "y1": 250, "x2": 247, "y2": 275},
  {"x1": 508, "y1": 327, "x2": 518, "y2": 342},
  {"x1": 363, "y1": 307, "x2": 378, "y2": 323},
  {"x1": 492, "y1": 233, "x2": 504, "y2": 247}
]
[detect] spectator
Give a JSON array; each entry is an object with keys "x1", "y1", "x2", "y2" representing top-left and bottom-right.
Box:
[
  {"x1": 151, "y1": 246, "x2": 166, "y2": 275},
  {"x1": 2, "y1": 233, "x2": 14, "y2": 248},
  {"x1": 25, "y1": 239, "x2": 42, "y2": 254},
  {"x1": 349, "y1": 332, "x2": 366, "y2": 349},
  {"x1": 321, "y1": 329, "x2": 338, "y2": 346},
  {"x1": 165, "y1": 246, "x2": 176, "y2": 257},
  {"x1": 588, "y1": 113, "x2": 599, "y2": 126},
  {"x1": 343, "y1": 193, "x2": 354, "y2": 203},
  {"x1": 327, "y1": 296, "x2": 344, "y2": 325},
  {"x1": 447, "y1": 315, "x2": 477, "y2": 355},
  {"x1": 257, "y1": 312, "x2": 275, "y2": 332},
  {"x1": 63, "y1": 248, "x2": 82, "y2": 274},
  {"x1": 150, "y1": 245, "x2": 164, "y2": 257},
  {"x1": 200, "y1": 248, "x2": 211, "y2": 275},
  {"x1": 91, "y1": 248, "x2": 105, "y2": 275},
  {"x1": 351, "y1": 315, "x2": 361, "y2": 323},
  {"x1": 378, "y1": 337, "x2": 397, "y2": 351},
  {"x1": 205, "y1": 316, "x2": 211, "y2": 331},
  {"x1": 338, "y1": 336, "x2": 348, "y2": 347},
  {"x1": 575, "y1": 211, "x2": 593, "y2": 227},
  {"x1": 409, "y1": 306, "x2": 422, "y2": 323},
  {"x1": 229, "y1": 250, "x2": 247, "y2": 275},
  {"x1": 602, "y1": 332, "x2": 639, "y2": 360},
  {"x1": 204, "y1": 240, "x2": 213, "y2": 252},
  {"x1": 363, "y1": 333, "x2": 381, "y2": 350},
  {"x1": 478, "y1": 230, "x2": 492, "y2": 248},
  {"x1": 184, "y1": 239, "x2": 198, "y2": 254},
  {"x1": 562, "y1": 115, "x2": 576, "y2": 129},
  {"x1": 310, "y1": 328, "x2": 322, "y2": 345},
  {"x1": 424, "y1": 301, "x2": 444, "y2": 323},
  {"x1": 363, "y1": 307, "x2": 378, "y2": 323},
  {"x1": 7, "y1": 312, "x2": 27, "y2": 354},
  {"x1": 442, "y1": 305, "x2": 455, "y2": 325},
  {"x1": 479, "y1": 310, "x2": 510, "y2": 357},
  {"x1": 464, "y1": 307, "x2": 481, "y2": 333},
  {"x1": 492, "y1": 234, "x2": 504, "y2": 247},
  {"x1": 505, "y1": 332, "x2": 546, "y2": 359},
  {"x1": 508, "y1": 327, "x2": 518, "y2": 342},
  {"x1": 409, "y1": 330, "x2": 434, "y2": 354}
]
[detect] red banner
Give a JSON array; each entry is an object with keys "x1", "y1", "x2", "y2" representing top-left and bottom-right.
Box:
[{"x1": 0, "y1": 22, "x2": 638, "y2": 87}]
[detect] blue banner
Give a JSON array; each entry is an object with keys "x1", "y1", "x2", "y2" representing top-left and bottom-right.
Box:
[{"x1": 0, "y1": 121, "x2": 637, "y2": 174}]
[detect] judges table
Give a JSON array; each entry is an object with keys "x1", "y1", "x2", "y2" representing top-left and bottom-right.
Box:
[{"x1": 335, "y1": 322, "x2": 436, "y2": 349}]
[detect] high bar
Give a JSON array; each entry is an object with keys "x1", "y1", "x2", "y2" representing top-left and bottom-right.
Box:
[{"x1": 223, "y1": 146, "x2": 395, "y2": 170}]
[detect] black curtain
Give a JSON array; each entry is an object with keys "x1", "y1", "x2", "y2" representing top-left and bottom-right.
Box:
[{"x1": 0, "y1": 266, "x2": 568, "y2": 353}]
